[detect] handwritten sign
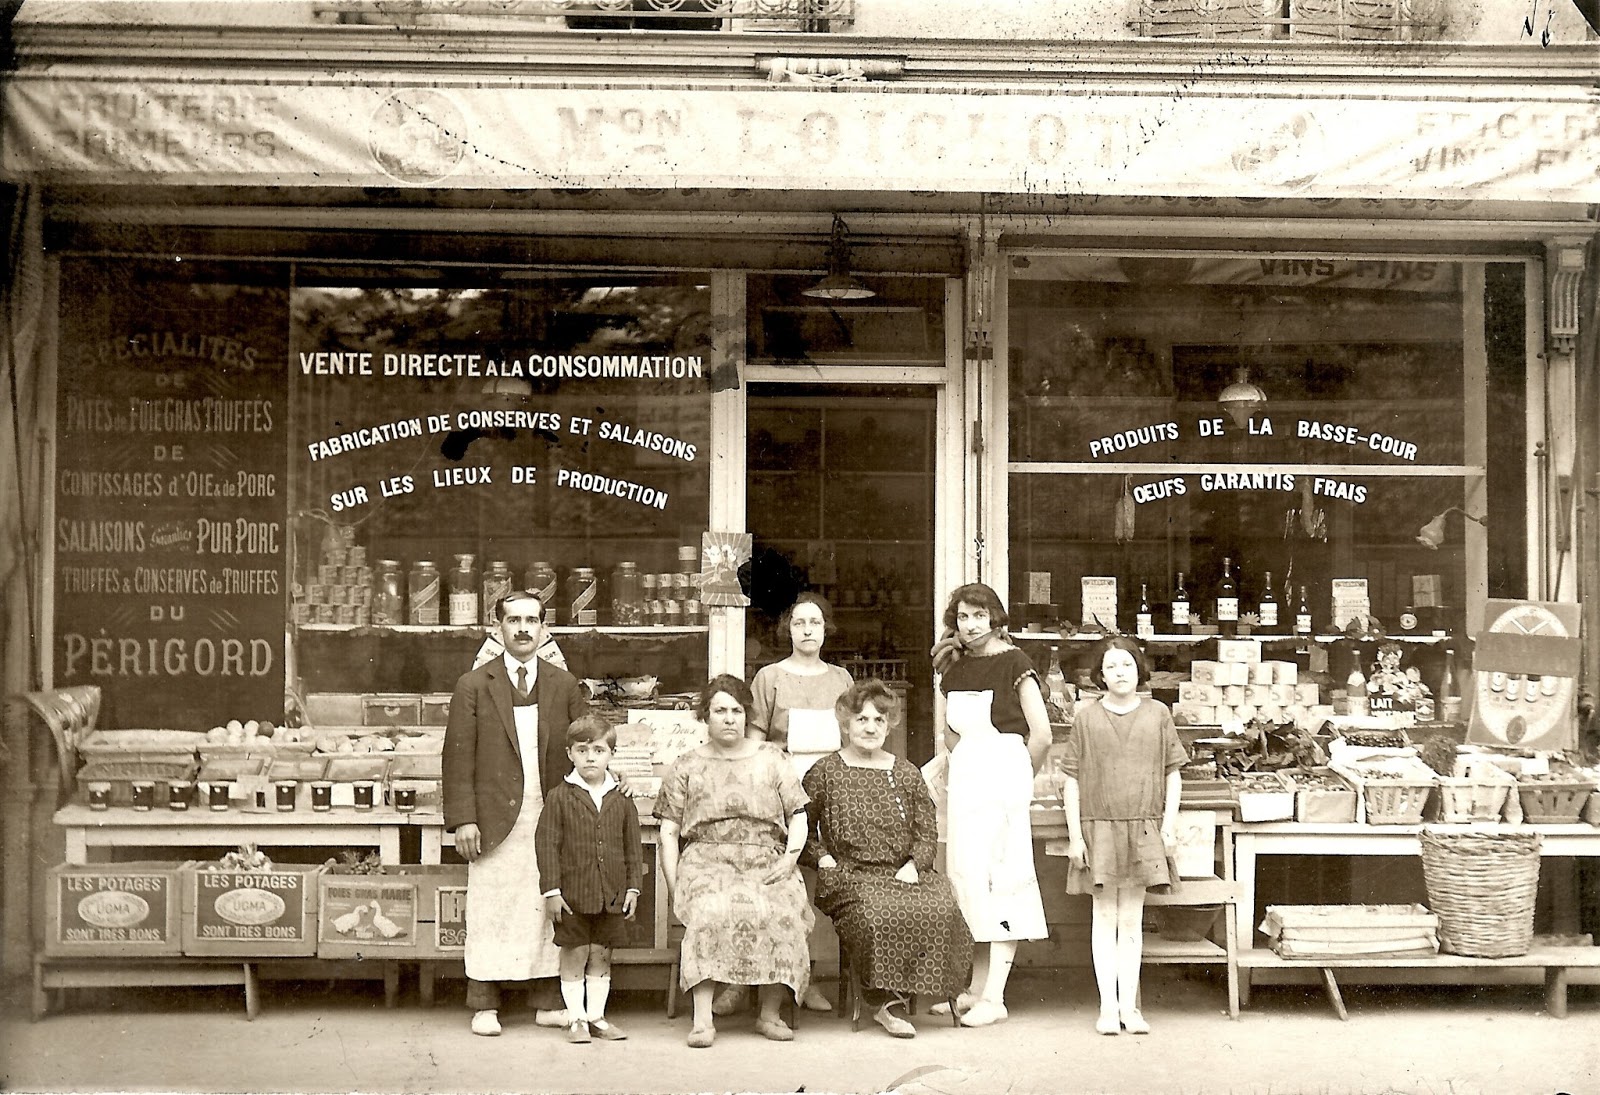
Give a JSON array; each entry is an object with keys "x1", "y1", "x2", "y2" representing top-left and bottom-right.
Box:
[
  {"x1": 627, "y1": 707, "x2": 707, "y2": 768},
  {"x1": 53, "y1": 263, "x2": 287, "y2": 728}
]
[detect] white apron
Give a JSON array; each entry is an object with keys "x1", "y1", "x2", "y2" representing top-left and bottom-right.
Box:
[
  {"x1": 786, "y1": 706, "x2": 841, "y2": 781},
  {"x1": 943, "y1": 690, "x2": 1048, "y2": 943},
  {"x1": 464, "y1": 702, "x2": 561, "y2": 982}
]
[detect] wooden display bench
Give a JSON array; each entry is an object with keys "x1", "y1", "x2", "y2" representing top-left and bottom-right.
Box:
[
  {"x1": 1144, "y1": 878, "x2": 1245, "y2": 1019},
  {"x1": 1237, "y1": 945, "x2": 1600, "y2": 1019}
]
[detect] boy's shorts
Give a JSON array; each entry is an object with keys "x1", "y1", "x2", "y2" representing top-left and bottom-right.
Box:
[{"x1": 553, "y1": 908, "x2": 630, "y2": 949}]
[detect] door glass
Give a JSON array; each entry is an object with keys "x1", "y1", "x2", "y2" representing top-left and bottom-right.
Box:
[{"x1": 746, "y1": 384, "x2": 937, "y2": 762}]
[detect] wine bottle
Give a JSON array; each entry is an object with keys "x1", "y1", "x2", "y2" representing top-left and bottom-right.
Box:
[
  {"x1": 1295, "y1": 584, "x2": 1313, "y2": 637},
  {"x1": 1136, "y1": 582, "x2": 1154, "y2": 639},
  {"x1": 1438, "y1": 648, "x2": 1460, "y2": 721},
  {"x1": 1259, "y1": 569, "x2": 1279, "y2": 630},
  {"x1": 1045, "y1": 646, "x2": 1071, "y2": 724},
  {"x1": 1347, "y1": 652, "x2": 1369, "y2": 716},
  {"x1": 1171, "y1": 571, "x2": 1190, "y2": 630},
  {"x1": 1216, "y1": 557, "x2": 1239, "y2": 638}
]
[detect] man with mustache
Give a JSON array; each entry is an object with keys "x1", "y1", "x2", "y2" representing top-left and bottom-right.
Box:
[{"x1": 444, "y1": 589, "x2": 588, "y2": 1036}]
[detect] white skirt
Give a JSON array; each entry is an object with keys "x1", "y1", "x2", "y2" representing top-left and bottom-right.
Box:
[{"x1": 944, "y1": 728, "x2": 1048, "y2": 942}]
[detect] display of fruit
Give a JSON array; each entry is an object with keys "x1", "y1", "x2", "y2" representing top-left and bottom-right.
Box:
[
  {"x1": 207, "y1": 843, "x2": 273, "y2": 872},
  {"x1": 204, "y1": 719, "x2": 300, "y2": 746}
]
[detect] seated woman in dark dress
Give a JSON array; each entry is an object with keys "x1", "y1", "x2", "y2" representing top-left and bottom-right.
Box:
[{"x1": 801, "y1": 679, "x2": 973, "y2": 1038}]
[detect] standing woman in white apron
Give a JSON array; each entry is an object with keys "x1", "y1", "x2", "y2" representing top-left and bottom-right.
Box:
[
  {"x1": 443, "y1": 590, "x2": 589, "y2": 1036},
  {"x1": 930, "y1": 582, "x2": 1051, "y2": 1028}
]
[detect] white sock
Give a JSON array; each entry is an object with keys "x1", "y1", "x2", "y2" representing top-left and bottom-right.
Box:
[
  {"x1": 585, "y1": 975, "x2": 611, "y2": 1022},
  {"x1": 560, "y1": 978, "x2": 586, "y2": 1020}
]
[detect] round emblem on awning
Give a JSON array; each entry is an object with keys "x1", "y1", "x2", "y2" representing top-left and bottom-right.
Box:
[{"x1": 368, "y1": 90, "x2": 470, "y2": 185}]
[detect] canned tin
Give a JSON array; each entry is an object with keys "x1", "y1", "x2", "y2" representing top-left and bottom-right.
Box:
[
  {"x1": 348, "y1": 545, "x2": 367, "y2": 567},
  {"x1": 276, "y1": 781, "x2": 298, "y2": 811},
  {"x1": 291, "y1": 602, "x2": 311, "y2": 625},
  {"x1": 647, "y1": 599, "x2": 664, "y2": 626},
  {"x1": 678, "y1": 544, "x2": 698, "y2": 569},
  {"x1": 319, "y1": 564, "x2": 339, "y2": 586},
  {"x1": 328, "y1": 585, "x2": 349, "y2": 606},
  {"x1": 314, "y1": 604, "x2": 337, "y2": 624},
  {"x1": 671, "y1": 572, "x2": 690, "y2": 599},
  {"x1": 334, "y1": 604, "x2": 356, "y2": 625},
  {"x1": 353, "y1": 607, "x2": 370, "y2": 626}
]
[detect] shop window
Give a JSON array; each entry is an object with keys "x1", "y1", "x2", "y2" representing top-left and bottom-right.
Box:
[
  {"x1": 288, "y1": 273, "x2": 713, "y2": 695},
  {"x1": 1005, "y1": 255, "x2": 1527, "y2": 667},
  {"x1": 747, "y1": 275, "x2": 946, "y2": 366}
]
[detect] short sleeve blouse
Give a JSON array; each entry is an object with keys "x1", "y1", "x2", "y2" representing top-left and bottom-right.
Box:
[{"x1": 937, "y1": 646, "x2": 1039, "y2": 737}]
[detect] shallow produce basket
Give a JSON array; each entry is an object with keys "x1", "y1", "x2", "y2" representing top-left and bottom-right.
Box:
[
  {"x1": 1515, "y1": 781, "x2": 1596, "y2": 825},
  {"x1": 1420, "y1": 829, "x2": 1540, "y2": 958},
  {"x1": 1435, "y1": 777, "x2": 1514, "y2": 824}
]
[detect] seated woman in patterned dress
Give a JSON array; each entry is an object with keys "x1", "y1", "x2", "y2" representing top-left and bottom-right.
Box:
[
  {"x1": 801, "y1": 679, "x2": 973, "y2": 1038},
  {"x1": 657, "y1": 674, "x2": 815, "y2": 1048}
]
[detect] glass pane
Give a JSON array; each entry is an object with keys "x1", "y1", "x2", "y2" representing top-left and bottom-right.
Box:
[
  {"x1": 1006, "y1": 254, "x2": 1508, "y2": 648},
  {"x1": 747, "y1": 275, "x2": 945, "y2": 364}
]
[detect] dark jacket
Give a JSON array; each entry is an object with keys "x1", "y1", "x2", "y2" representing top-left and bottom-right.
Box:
[
  {"x1": 442, "y1": 656, "x2": 587, "y2": 857},
  {"x1": 535, "y1": 779, "x2": 644, "y2": 915}
]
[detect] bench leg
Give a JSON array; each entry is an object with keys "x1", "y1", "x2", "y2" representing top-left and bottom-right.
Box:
[
  {"x1": 419, "y1": 962, "x2": 437, "y2": 1008},
  {"x1": 1318, "y1": 968, "x2": 1348, "y2": 1021},
  {"x1": 1544, "y1": 967, "x2": 1569, "y2": 1019},
  {"x1": 32, "y1": 957, "x2": 49, "y2": 1021},
  {"x1": 244, "y1": 963, "x2": 260, "y2": 1020},
  {"x1": 384, "y1": 962, "x2": 400, "y2": 1008},
  {"x1": 1239, "y1": 968, "x2": 1252, "y2": 1009}
]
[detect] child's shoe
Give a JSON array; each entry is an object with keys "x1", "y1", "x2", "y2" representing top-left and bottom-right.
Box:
[
  {"x1": 589, "y1": 1018, "x2": 627, "y2": 1041},
  {"x1": 564, "y1": 1018, "x2": 591, "y2": 1044}
]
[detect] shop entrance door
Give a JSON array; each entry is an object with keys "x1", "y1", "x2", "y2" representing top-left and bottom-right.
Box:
[{"x1": 745, "y1": 384, "x2": 940, "y2": 763}]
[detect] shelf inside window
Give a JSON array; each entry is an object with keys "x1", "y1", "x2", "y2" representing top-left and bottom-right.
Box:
[{"x1": 296, "y1": 624, "x2": 709, "y2": 637}]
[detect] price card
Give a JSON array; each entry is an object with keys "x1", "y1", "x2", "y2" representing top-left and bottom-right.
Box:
[{"x1": 627, "y1": 707, "x2": 707, "y2": 767}]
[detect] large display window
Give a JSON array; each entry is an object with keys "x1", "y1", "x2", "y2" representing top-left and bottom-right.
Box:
[{"x1": 1004, "y1": 255, "x2": 1530, "y2": 659}]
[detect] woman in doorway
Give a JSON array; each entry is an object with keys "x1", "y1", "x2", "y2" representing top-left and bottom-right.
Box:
[
  {"x1": 930, "y1": 582, "x2": 1051, "y2": 1027},
  {"x1": 658, "y1": 674, "x2": 814, "y2": 1048},
  {"x1": 1062, "y1": 635, "x2": 1186, "y2": 1035},
  {"x1": 717, "y1": 592, "x2": 851, "y2": 1015}
]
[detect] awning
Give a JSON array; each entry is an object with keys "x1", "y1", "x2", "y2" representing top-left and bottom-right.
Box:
[{"x1": 4, "y1": 77, "x2": 1599, "y2": 202}]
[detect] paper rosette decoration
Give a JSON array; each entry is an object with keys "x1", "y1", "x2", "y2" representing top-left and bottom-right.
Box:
[{"x1": 701, "y1": 531, "x2": 752, "y2": 608}]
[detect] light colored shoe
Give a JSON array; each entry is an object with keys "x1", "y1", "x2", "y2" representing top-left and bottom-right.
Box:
[
  {"x1": 1096, "y1": 1011, "x2": 1121, "y2": 1036},
  {"x1": 565, "y1": 1019, "x2": 591, "y2": 1044},
  {"x1": 687, "y1": 1025, "x2": 715, "y2": 1048},
  {"x1": 754, "y1": 1015, "x2": 795, "y2": 1041},
  {"x1": 470, "y1": 1010, "x2": 501, "y2": 1037},
  {"x1": 589, "y1": 1018, "x2": 627, "y2": 1041},
  {"x1": 800, "y1": 985, "x2": 833, "y2": 1012},
  {"x1": 928, "y1": 992, "x2": 978, "y2": 1017},
  {"x1": 958, "y1": 999, "x2": 1009, "y2": 1028},
  {"x1": 534, "y1": 1008, "x2": 570, "y2": 1028},
  {"x1": 1120, "y1": 1009, "x2": 1150, "y2": 1035},
  {"x1": 873, "y1": 1003, "x2": 916, "y2": 1039},
  {"x1": 711, "y1": 984, "x2": 748, "y2": 1016}
]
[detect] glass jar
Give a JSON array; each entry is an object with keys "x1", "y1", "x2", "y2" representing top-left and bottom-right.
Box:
[
  {"x1": 448, "y1": 553, "x2": 480, "y2": 626},
  {"x1": 482, "y1": 560, "x2": 514, "y2": 624},
  {"x1": 568, "y1": 566, "x2": 599, "y2": 627},
  {"x1": 525, "y1": 560, "x2": 559, "y2": 625},
  {"x1": 611, "y1": 561, "x2": 640, "y2": 625},
  {"x1": 408, "y1": 560, "x2": 441, "y2": 625},
  {"x1": 371, "y1": 559, "x2": 405, "y2": 626}
]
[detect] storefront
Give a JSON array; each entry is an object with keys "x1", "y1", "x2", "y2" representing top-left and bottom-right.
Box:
[{"x1": 3, "y1": 6, "x2": 1598, "y2": 984}]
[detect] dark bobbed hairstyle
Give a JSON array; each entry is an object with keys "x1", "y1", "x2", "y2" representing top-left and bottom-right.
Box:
[
  {"x1": 1087, "y1": 634, "x2": 1151, "y2": 689},
  {"x1": 779, "y1": 592, "x2": 836, "y2": 640},
  {"x1": 940, "y1": 582, "x2": 1008, "y2": 634},
  {"x1": 566, "y1": 713, "x2": 617, "y2": 749},
  {"x1": 495, "y1": 589, "x2": 546, "y2": 623},
  {"x1": 694, "y1": 673, "x2": 755, "y2": 723},
  {"x1": 834, "y1": 678, "x2": 902, "y2": 726}
]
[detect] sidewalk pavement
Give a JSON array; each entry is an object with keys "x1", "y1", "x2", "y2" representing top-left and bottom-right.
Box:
[{"x1": 3, "y1": 967, "x2": 1596, "y2": 1094}]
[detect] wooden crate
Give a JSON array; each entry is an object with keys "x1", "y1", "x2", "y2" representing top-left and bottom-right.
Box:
[
  {"x1": 45, "y1": 861, "x2": 187, "y2": 957},
  {"x1": 182, "y1": 864, "x2": 324, "y2": 957},
  {"x1": 318, "y1": 865, "x2": 465, "y2": 959},
  {"x1": 1234, "y1": 772, "x2": 1296, "y2": 822}
]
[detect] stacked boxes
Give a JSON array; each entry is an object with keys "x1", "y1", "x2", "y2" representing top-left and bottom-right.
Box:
[{"x1": 1175, "y1": 657, "x2": 1317, "y2": 727}]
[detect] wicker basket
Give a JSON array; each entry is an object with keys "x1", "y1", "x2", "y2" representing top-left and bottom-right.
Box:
[
  {"x1": 1435, "y1": 777, "x2": 1512, "y2": 824},
  {"x1": 1515, "y1": 781, "x2": 1596, "y2": 824},
  {"x1": 1420, "y1": 829, "x2": 1541, "y2": 957},
  {"x1": 1361, "y1": 778, "x2": 1434, "y2": 824}
]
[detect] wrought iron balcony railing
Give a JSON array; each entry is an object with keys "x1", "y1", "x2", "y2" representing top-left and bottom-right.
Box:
[
  {"x1": 315, "y1": 0, "x2": 855, "y2": 32},
  {"x1": 1134, "y1": 0, "x2": 1451, "y2": 39}
]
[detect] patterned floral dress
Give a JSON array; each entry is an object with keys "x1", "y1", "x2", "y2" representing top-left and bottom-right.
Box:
[
  {"x1": 802, "y1": 752, "x2": 973, "y2": 997},
  {"x1": 658, "y1": 743, "x2": 815, "y2": 997}
]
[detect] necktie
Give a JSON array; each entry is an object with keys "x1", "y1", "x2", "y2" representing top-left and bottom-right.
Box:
[{"x1": 516, "y1": 665, "x2": 529, "y2": 696}]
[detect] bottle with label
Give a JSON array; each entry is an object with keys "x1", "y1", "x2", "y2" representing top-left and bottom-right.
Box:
[
  {"x1": 408, "y1": 559, "x2": 441, "y2": 626},
  {"x1": 640, "y1": 572, "x2": 658, "y2": 625},
  {"x1": 1258, "y1": 570, "x2": 1279, "y2": 631},
  {"x1": 1346, "y1": 651, "x2": 1369, "y2": 716},
  {"x1": 686, "y1": 570, "x2": 704, "y2": 626},
  {"x1": 1171, "y1": 572, "x2": 1190, "y2": 630},
  {"x1": 482, "y1": 560, "x2": 513, "y2": 625},
  {"x1": 1295, "y1": 584, "x2": 1313, "y2": 638},
  {"x1": 372, "y1": 559, "x2": 404, "y2": 626},
  {"x1": 568, "y1": 567, "x2": 600, "y2": 627},
  {"x1": 1216, "y1": 557, "x2": 1239, "y2": 638},
  {"x1": 524, "y1": 560, "x2": 559, "y2": 626},
  {"x1": 1136, "y1": 582, "x2": 1155, "y2": 639},
  {"x1": 1045, "y1": 645, "x2": 1072, "y2": 724},
  {"x1": 1438, "y1": 647, "x2": 1460, "y2": 722},
  {"x1": 448, "y1": 553, "x2": 480, "y2": 626},
  {"x1": 611, "y1": 561, "x2": 641, "y2": 625}
]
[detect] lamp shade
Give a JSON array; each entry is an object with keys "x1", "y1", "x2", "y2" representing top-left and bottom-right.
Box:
[
  {"x1": 1218, "y1": 376, "x2": 1267, "y2": 429},
  {"x1": 1416, "y1": 506, "x2": 1487, "y2": 549}
]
